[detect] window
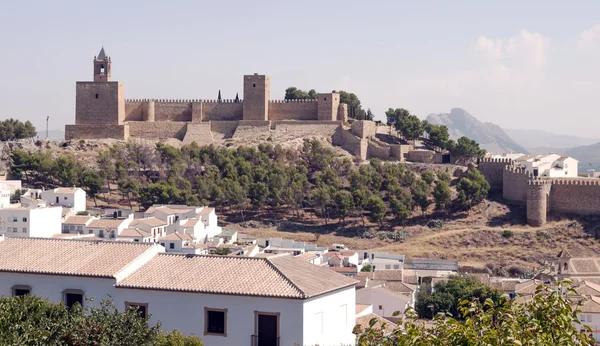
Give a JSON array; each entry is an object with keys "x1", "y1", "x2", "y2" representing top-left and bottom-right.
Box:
[
  {"x1": 64, "y1": 196, "x2": 68, "y2": 200},
  {"x1": 385, "y1": 264, "x2": 391, "y2": 269},
  {"x1": 393, "y1": 265, "x2": 400, "y2": 269},
  {"x1": 134, "y1": 239, "x2": 139, "y2": 242},
  {"x1": 160, "y1": 243, "x2": 165, "y2": 247},
  {"x1": 378, "y1": 305, "x2": 383, "y2": 310},
  {"x1": 125, "y1": 302, "x2": 148, "y2": 319},
  {"x1": 12, "y1": 285, "x2": 31, "y2": 297},
  {"x1": 253, "y1": 83, "x2": 256, "y2": 88},
  {"x1": 70, "y1": 225, "x2": 75, "y2": 231},
  {"x1": 99, "y1": 230, "x2": 104, "y2": 238},
  {"x1": 12, "y1": 227, "x2": 17, "y2": 233},
  {"x1": 63, "y1": 289, "x2": 84, "y2": 309},
  {"x1": 588, "y1": 315, "x2": 593, "y2": 322},
  {"x1": 169, "y1": 243, "x2": 175, "y2": 249},
  {"x1": 22, "y1": 217, "x2": 27, "y2": 222},
  {"x1": 12, "y1": 217, "x2": 17, "y2": 222},
  {"x1": 89, "y1": 230, "x2": 94, "y2": 234},
  {"x1": 22, "y1": 227, "x2": 27, "y2": 233},
  {"x1": 77, "y1": 226, "x2": 83, "y2": 231},
  {"x1": 205, "y1": 308, "x2": 227, "y2": 336},
  {"x1": 95, "y1": 94, "x2": 99, "y2": 99}
]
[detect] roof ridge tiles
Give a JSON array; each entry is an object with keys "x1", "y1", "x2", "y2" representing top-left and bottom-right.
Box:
[{"x1": 265, "y1": 257, "x2": 307, "y2": 299}]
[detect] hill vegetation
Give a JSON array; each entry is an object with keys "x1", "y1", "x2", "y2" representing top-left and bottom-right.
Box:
[{"x1": 0, "y1": 119, "x2": 36, "y2": 141}]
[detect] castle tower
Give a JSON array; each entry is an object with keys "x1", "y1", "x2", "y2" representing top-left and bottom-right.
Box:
[
  {"x1": 243, "y1": 74, "x2": 269, "y2": 121},
  {"x1": 317, "y1": 93, "x2": 340, "y2": 121},
  {"x1": 74, "y1": 47, "x2": 125, "y2": 125},
  {"x1": 94, "y1": 47, "x2": 111, "y2": 82},
  {"x1": 526, "y1": 180, "x2": 552, "y2": 226}
]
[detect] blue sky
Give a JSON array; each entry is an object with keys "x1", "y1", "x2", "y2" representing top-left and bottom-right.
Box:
[{"x1": 2, "y1": 1, "x2": 600, "y2": 137}]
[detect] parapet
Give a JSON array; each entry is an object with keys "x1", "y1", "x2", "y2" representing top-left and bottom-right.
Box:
[
  {"x1": 269, "y1": 99, "x2": 317, "y2": 103},
  {"x1": 125, "y1": 99, "x2": 243, "y2": 103},
  {"x1": 527, "y1": 179, "x2": 552, "y2": 186},
  {"x1": 480, "y1": 157, "x2": 513, "y2": 164},
  {"x1": 549, "y1": 179, "x2": 600, "y2": 186}
]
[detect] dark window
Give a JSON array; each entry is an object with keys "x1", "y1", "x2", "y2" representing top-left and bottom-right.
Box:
[
  {"x1": 22, "y1": 217, "x2": 27, "y2": 222},
  {"x1": 324, "y1": 97, "x2": 327, "y2": 101},
  {"x1": 205, "y1": 308, "x2": 227, "y2": 336},
  {"x1": 126, "y1": 302, "x2": 148, "y2": 319},
  {"x1": 95, "y1": 94, "x2": 99, "y2": 99},
  {"x1": 564, "y1": 262, "x2": 568, "y2": 270},
  {"x1": 12, "y1": 285, "x2": 31, "y2": 297},
  {"x1": 160, "y1": 243, "x2": 165, "y2": 247},
  {"x1": 169, "y1": 243, "x2": 174, "y2": 249},
  {"x1": 253, "y1": 83, "x2": 256, "y2": 88},
  {"x1": 14, "y1": 289, "x2": 30, "y2": 297},
  {"x1": 64, "y1": 292, "x2": 83, "y2": 308}
]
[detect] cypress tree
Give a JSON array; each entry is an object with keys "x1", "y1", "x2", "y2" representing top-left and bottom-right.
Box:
[{"x1": 218, "y1": 90, "x2": 222, "y2": 102}]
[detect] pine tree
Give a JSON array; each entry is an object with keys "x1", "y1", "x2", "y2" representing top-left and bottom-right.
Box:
[
  {"x1": 218, "y1": 90, "x2": 222, "y2": 102},
  {"x1": 235, "y1": 93, "x2": 239, "y2": 103}
]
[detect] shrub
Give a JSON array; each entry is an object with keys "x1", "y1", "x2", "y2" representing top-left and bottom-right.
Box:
[
  {"x1": 421, "y1": 170, "x2": 435, "y2": 185},
  {"x1": 502, "y1": 230, "x2": 513, "y2": 238},
  {"x1": 361, "y1": 263, "x2": 372, "y2": 272},
  {"x1": 427, "y1": 219, "x2": 444, "y2": 229},
  {"x1": 76, "y1": 211, "x2": 90, "y2": 216}
]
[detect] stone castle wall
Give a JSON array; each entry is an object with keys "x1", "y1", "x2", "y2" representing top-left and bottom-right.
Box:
[
  {"x1": 549, "y1": 179, "x2": 600, "y2": 215},
  {"x1": 268, "y1": 100, "x2": 318, "y2": 120},
  {"x1": 526, "y1": 180, "x2": 552, "y2": 226},
  {"x1": 128, "y1": 121, "x2": 187, "y2": 140},
  {"x1": 65, "y1": 124, "x2": 129, "y2": 140},
  {"x1": 125, "y1": 101, "x2": 144, "y2": 121},
  {"x1": 478, "y1": 158, "x2": 512, "y2": 191},
  {"x1": 503, "y1": 167, "x2": 531, "y2": 203},
  {"x1": 75, "y1": 82, "x2": 125, "y2": 125},
  {"x1": 351, "y1": 120, "x2": 377, "y2": 139},
  {"x1": 203, "y1": 101, "x2": 243, "y2": 121}
]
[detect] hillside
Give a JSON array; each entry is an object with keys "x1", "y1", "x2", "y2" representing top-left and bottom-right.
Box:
[
  {"x1": 563, "y1": 142, "x2": 600, "y2": 173},
  {"x1": 426, "y1": 108, "x2": 528, "y2": 155},
  {"x1": 504, "y1": 128, "x2": 599, "y2": 150}
]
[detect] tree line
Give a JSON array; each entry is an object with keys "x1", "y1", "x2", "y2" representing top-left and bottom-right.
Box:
[
  {"x1": 0, "y1": 119, "x2": 37, "y2": 141},
  {"x1": 10, "y1": 140, "x2": 489, "y2": 228},
  {"x1": 284, "y1": 87, "x2": 374, "y2": 121}
]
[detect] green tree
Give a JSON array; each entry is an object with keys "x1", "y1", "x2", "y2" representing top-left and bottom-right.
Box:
[
  {"x1": 118, "y1": 178, "x2": 141, "y2": 210},
  {"x1": 158, "y1": 330, "x2": 205, "y2": 346},
  {"x1": 213, "y1": 247, "x2": 231, "y2": 255},
  {"x1": 366, "y1": 195, "x2": 386, "y2": 225},
  {"x1": 334, "y1": 90, "x2": 368, "y2": 120},
  {"x1": 424, "y1": 123, "x2": 450, "y2": 149},
  {"x1": 334, "y1": 190, "x2": 354, "y2": 223},
  {"x1": 284, "y1": 87, "x2": 317, "y2": 100},
  {"x1": 217, "y1": 89, "x2": 222, "y2": 102},
  {"x1": 390, "y1": 195, "x2": 411, "y2": 223},
  {"x1": 456, "y1": 168, "x2": 490, "y2": 209},
  {"x1": 411, "y1": 179, "x2": 431, "y2": 216},
  {"x1": 436, "y1": 169, "x2": 452, "y2": 184},
  {"x1": 234, "y1": 93, "x2": 239, "y2": 103},
  {"x1": 80, "y1": 169, "x2": 103, "y2": 207},
  {"x1": 361, "y1": 263, "x2": 372, "y2": 272},
  {"x1": 432, "y1": 180, "x2": 452, "y2": 211},
  {"x1": 0, "y1": 119, "x2": 37, "y2": 141},
  {"x1": 421, "y1": 170, "x2": 435, "y2": 185},
  {"x1": 448, "y1": 136, "x2": 486, "y2": 165},
  {"x1": 51, "y1": 155, "x2": 81, "y2": 186},
  {"x1": 385, "y1": 108, "x2": 423, "y2": 143}
]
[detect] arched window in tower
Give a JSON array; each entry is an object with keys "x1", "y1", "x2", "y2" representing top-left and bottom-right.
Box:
[
  {"x1": 100, "y1": 64, "x2": 105, "y2": 73},
  {"x1": 563, "y1": 262, "x2": 568, "y2": 271}
]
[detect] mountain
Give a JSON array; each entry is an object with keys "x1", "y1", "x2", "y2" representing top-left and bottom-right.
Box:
[
  {"x1": 563, "y1": 142, "x2": 600, "y2": 173},
  {"x1": 504, "y1": 129, "x2": 600, "y2": 149},
  {"x1": 426, "y1": 108, "x2": 528, "y2": 154}
]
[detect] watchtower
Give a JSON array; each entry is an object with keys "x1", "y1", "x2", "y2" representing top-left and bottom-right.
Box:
[
  {"x1": 94, "y1": 47, "x2": 111, "y2": 82},
  {"x1": 75, "y1": 47, "x2": 125, "y2": 125},
  {"x1": 317, "y1": 93, "x2": 340, "y2": 121},
  {"x1": 243, "y1": 74, "x2": 270, "y2": 121}
]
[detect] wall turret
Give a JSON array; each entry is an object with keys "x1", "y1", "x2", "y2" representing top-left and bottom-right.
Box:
[{"x1": 526, "y1": 179, "x2": 552, "y2": 226}]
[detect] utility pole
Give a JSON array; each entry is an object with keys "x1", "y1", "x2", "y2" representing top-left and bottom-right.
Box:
[{"x1": 46, "y1": 116, "x2": 49, "y2": 139}]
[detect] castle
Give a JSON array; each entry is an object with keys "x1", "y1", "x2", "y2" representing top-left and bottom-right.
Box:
[
  {"x1": 65, "y1": 47, "x2": 348, "y2": 142},
  {"x1": 479, "y1": 158, "x2": 600, "y2": 226}
]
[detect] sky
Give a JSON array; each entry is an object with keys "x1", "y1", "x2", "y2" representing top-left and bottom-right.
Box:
[{"x1": 1, "y1": 1, "x2": 600, "y2": 137}]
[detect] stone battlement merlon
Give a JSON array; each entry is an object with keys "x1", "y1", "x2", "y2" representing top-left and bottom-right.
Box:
[
  {"x1": 481, "y1": 157, "x2": 513, "y2": 164},
  {"x1": 549, "y1": 179, "x2": 600, "y2": 186},
  {"x1": 124, "y1": 99, "x2": 244, "y2": 104},
  {"x1": 269, "y1": 99, "x2": 318, "y2": 103}
]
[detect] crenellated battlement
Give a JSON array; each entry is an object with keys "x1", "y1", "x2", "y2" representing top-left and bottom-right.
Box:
[
  {"x1": 125, "y1": 99, "x2": 243, "y2": 104},
  {"x1": 480, "y1": 157, "x2": 513, "y2": 164},
  {"x1": 269, "y1": 99, "x2": 317, "y2": 103},
  {"x1": 549, "y1": 179, "x2": 600, "y2": 186},
  {"x1": 528, "y1": 179, "x2": 552, "y2": 186}
]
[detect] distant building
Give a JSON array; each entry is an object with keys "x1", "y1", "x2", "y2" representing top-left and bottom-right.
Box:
[
  {"x1": 513, "y1": 154, "x2": 579, "y2": 178},
  {"x1": 0, "y1": 205, "x2": 62, "y2": 238},
  {"x1": 41, "y1": 187, "x2": 87, "y2": 212}
]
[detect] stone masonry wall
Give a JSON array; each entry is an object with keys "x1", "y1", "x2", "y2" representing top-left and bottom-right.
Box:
[
  {"x1": 203, "y1": 101, "x2": 243, "y2": 121},
  {"x1": 128, "y1": 121, "x2": 187, "y2": 140},
  {"x1": 502, "y1": 167, "x2": 531, "y2": 203},
  {"x1": 154, "y1": 102, "x2": 192, "y2": 122},
  {"x1": 268, "y1": 100, "x2": 318, "y2": 120},
  {"x1": 75, "y1": 82, "x2": 124, "y2": 125},
  {"x1": 210, "y1": 121, "x2": 239, "y2": 138},
  {"x1": 125, "y1": 101, "x2": 144, "y2": 121},
  {"x1": 351, "y1": 120, "x2": 377, "y2": 139},
  {"x1": 232, "y1": 120, "x2": 271, "y2": 140},
  {"x1": 65, "y1": 124, "x2": 128, "y2": 140},
  {"x1": 367, "y1": 142, "x2": 392, "y2": 160},
  {"x1": 333, "y1": 127, "x2": 367, "y2": 160},
  {"x1": 407, "y1": 150, "x2": 436, "y2": 163},
  {"x1": 479, "y1": 158, "x2": 512, "y2": 191},
  {"x1": 549, "y1": 180, "x2": 600, "y2": 215},
  {"x1": 527, "y1": 180, "x2": 552, "y2": 226}
]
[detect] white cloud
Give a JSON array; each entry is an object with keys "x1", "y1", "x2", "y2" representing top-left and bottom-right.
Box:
[
  {"x1": 474, "y1": 30, "x2": 548, "y2": 70},
  {"x1": 578, "y1": 24, "x2": 600, "y2": 52}
]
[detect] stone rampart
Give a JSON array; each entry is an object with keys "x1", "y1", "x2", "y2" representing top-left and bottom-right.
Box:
[
  {"x1": 502, "y1": 167, "x2": 532, "y2": 203},
  {"x1": 351, "y1": 120, "x2": 377, "y2": 139},
  {"x1": 203, "y1": 101, "x2": 243, "y2": 121},
  {"x1": 268, "y1": 100, "x2": 318, "y2": 121},
  {"x1": 407, "y1": 150, "x2": 436, "y2": 163},
  {"x1": 65, "y1": 124, "x2": 128, "y2": 140},
  {"x1": 128, "y1": 121, "x2": 187, "y2": 140},
  {"x1": 390, "y1": 145, "x2": 411, "y2": 161},
  {"x1": 125, "y1": 101, "x2": 144, "y2": 121},
  {"x1": 332, "y1": 127, "x2": 367, "y2": 160},
  {"x1": 549, "y1": 179, "x2": 600, "y2": 216},
  {"x1": 367, "y1": 142, "x2": 393, "y2": 160},
  {"x1": 154, "y1": 102, "x2": 192, "y2": 122},
  {"x1": 232, "y1": 120, "x2": 271, "y2": 140},
  {"x1": 210, "y1": 121, "x2": 239, "y2": 138},
  {"x1": 182, "y1": 122, "x2": 213, "y2": 145},
  {"x1": 479, "y1": 158, "x2": 512, "y2": 191},
  {"x1": 527, "y1": 180, "x2": 552, "y2": 226}
]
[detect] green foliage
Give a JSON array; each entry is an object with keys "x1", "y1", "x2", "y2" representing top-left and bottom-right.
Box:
[
  {"x1": 334, "y1": 90, "x2": 371, "y2": 120},
  {"x1": 448, "y1": 136, "x2": 486, "y2": 164},
  {"x1": 0, "y1": 119, "x2": 37, "y2": 141},
  {"x1": 415, "y1": 275, "x2": 503, "y2": 319},
  {"x1": 436, "y1": 169, "x2": 452, "y2": 184},
  {"x1": 502, "y1": 230, "x2": 513, "y2": 238},
  {"x1": 213, "y1": 247, "x2": 231, "y2": 255},
  {"x1": 456, "y1": 168, "x2": 490, "y2": 209},
  {"x1": 217, "y1": 90, "x2": 221, "y2": 102},
  {"x1": 385, "y1": 108, "x2": 423, "y2": 142},
  {"x1": 0, "y1": 295, "x2": 204, "y2": 346},
  {"x1": 284, "y1": 87, "x2": 317, "y2": 100},
  {"x1": 355, "y1": 280, "x2": 594, "y2": 346},
  {"x1": 432, "y1": 180, "x2": 452, "y2": 211},
  {"x1": 423, "y1": 123, "x2": 450, "y2": 149},
  {"x1": 411, "y1": 179, "x2": 431, "y2": 215},
  {"x1": 421, "y1": 170, "x2": 435, "y2": 185},
  {"x1": 366, "y1": 195, "x2": 386, "y2": 225},
  {"x1": 361, "y1": 263, "x2": 372, "y2": 272}
]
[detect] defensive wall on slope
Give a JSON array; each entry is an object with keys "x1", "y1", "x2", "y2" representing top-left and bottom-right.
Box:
[
  {"x1": 479, "y1": 159, "x2": 600, "y2": 225},
  {"x1": 65, "y1": 124, "x2": 129, "y2": 140}
]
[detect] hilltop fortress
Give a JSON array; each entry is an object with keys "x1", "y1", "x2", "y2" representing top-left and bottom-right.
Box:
[
  {"x1": 65, "y1": 47, "x2": 348, "y2": 143},
  {"x1": 479, "y1": 158, "x2": 600, "y2": 226}
]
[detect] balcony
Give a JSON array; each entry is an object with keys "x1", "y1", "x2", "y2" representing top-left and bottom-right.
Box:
[{"x1": 251, "y1": 335, "x2": 279, "y2": 346}]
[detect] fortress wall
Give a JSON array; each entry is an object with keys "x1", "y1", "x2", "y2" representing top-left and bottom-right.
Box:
[
  {"x1": 337, "y1": 104, "x2": 348, "y2": 122},
  {"x1": 154, "y1": 102, "x2": 192, "y2": 122},
  {"x1": 271, "y1": 121, "x2": 341, "y2": 140},
  {"x1": 367, "y1": 142, "x2": 391, "y2": 160},
  {"x1": 333, "y1": 127, "x2": 367, "y2": 160},
  {"x1": 210, "y1": 121, "x2": 239, "y2": 138},
  {"x1": 203, "y1": 101, "x2": 243, "y2": 121},
  {"x1": 128, "y1": 121, "x2": 187, "y2": 140},
  {"x1": 502, "y1": 167, "x2": 530, "y2": 202},
  {"x1": 232, "y1": 120, "x2": 271, "y2": 140},
  {"x1": 390, "y1": 145, "x2": 410, "y2": 161},
  {"x1": 351, "y1": 120, "x2": 377, "y2": 139},
  {"x1": 407, "y1": 150, "x2": 435, "y2": 163},
  {"x1": 550, "y1": 180, "x2": 600, "y2": 215},
  {"x1": 182, "y1": 122, "x2": 213, "y2": 145},
  {"x1": 268, "y1": 101, "x2": 318, "y2": 121},
  {"x1": 479, "y1": 158, "x2": 512, "y2": 191},
  {"x1": 125, "y1": 102, "x2": 144, "y2": 121},
  {"x1": 65, "y1": 124, "x2": 128, "y2": 140},
  {"x1": 527, "y1": 181, "x2": 552, "y2": 226}
]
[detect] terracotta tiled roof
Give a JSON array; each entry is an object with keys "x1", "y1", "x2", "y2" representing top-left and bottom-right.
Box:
[
  {"x1": 62, "y1": 215, "x2": 94, "y2": 225},
  {"x1": 55, "y1": 187, "x2": 82, "y2": 194},
  {"x1": 354, "y1": 314, "x2": 396, "y2": 335},
  {"x1": 295, "y1": 252, "x2": 318, "y2": 261},
  {"x1": 198, "y1": 207, "x2": 215, "y2": 215},
  {"x1": 130, "y1": 217, "x2": 167, "y2": 227},
  {"x1": 119, "y1": 228, "x2": 151, "y2": 237},
  {"x1": 183, "y1": 219, "x2": 199, "y2": 227},
  {"x1": 88, "y1": 219, "x2": 128, "y2": 229},
  {"x1": 0, "y1": 237, "x2": 158, "y2": 278},
  {"x1": 372, "y1": 270, "x2": 403, "y2": 281},
  {"x1": 581, "y1": 296, "x2": 600, "y2": 313},
  {"x1": 117, "y1": 253, "x2": 357, "y2": 299},
  {"x1": 385, "y1": 281, "x2": 416, "y2": 293},
  {"x1": 575, "y1": 281, "x2": 600, "y2": 296},
  {"x1": 160, "y1": 232, "x2": 195, "y2": 241},
  {"x1": 515, "y1": 280, "x2": 542, "y2": 295},
  {"x1": 329, "y1": 266, "x2": 357, "y2": 274}
]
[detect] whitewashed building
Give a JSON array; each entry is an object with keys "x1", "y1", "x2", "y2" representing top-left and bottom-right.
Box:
[
  {"x1": 129, "y1": 217, "x2": 168, "y2": 242},
  {"x1": 41, "y1": 187, "x2": 87, "y2": 212},
  {"x1": 116, "y1": 228, "x2": 153, "y2": 243},
  {"x1": 0, "y1": 206, "x2": 62, "y2": 238},
  {"x1": 0, "y1": 237, "x2": 357, "y2": 346},
  {"x1": 84, "y1": 215, "x2": 133, "y2": 240},
  {"x1": 145, "y1": 205, "x2": 222, "y2": 240},
  {"x1": 62, "y1": 215, "x2": 96, "y2": 234},
  {"x1": 514, "y1": 154, "x2": 579, "y2": 178}
]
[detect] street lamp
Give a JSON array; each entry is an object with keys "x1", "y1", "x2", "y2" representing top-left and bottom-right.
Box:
[{"x1": 46, "y1": 116, "x2": 49, "y2": 139}]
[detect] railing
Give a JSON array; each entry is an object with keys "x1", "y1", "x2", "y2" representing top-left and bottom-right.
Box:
[{"x1": 251, "y1": 335, "x2": 280, "y2": 346}]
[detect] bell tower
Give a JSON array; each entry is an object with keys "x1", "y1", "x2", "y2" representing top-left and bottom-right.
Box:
[{"x1": 93, "y1": 47, "x2": 111, "y2": 82}]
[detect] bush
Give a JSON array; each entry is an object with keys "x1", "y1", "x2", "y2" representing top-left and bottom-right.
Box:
[
  {"x1": 427, "y1": 219, "x2": 444, "y2": 229},
  {"x1": 421, "y1": 170, "x2": 435, "y2": 185},
  {"x1": 502, "y1": 230, "x2": 513, "y2": 238},
  {"x1": 361, "y1": 263, "x2": 372, "y2": 272},
  {"x1": 76, "y1": 211, "x2": 90, "y2": 216}
]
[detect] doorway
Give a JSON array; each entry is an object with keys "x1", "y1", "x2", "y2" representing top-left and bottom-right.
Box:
[{"x1": 254, "y1": 312, "x2": 279, "y2": 346}]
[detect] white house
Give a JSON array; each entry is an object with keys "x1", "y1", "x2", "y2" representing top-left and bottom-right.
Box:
[
  {"x1": 514, "y1": 154, "x2": 579, "y2": 178},
  {"x1": 0, "y1": 237, "x2": 358, "y2": 346},
  {"x1": 158, "y1": 232, "x2": 205, "y2": 254},
  {"x1": 0, "y1": 187, "x2": 11, "y2": 208},
  {"x1": 41, "y1": 187, "x2": 87, "y2": 212},
  {"x1": 356, "y1": 286, "x2": 411, "y2": 319},
  {"x1": 403, "y1": 258, "x2": 458, "y2": 283},
  {"x1": 145, "y1": 205, "x2": 222, "y2": 240},
  {"x1": 62, "y1": 215, "x2": 96, "y2": 234},
  {"x1": 129, "y1": 217, "x2": 168, "y2": 242},
  {"x1": 0, "y1": 205, "x2": 62, "y2": 238},
  {"x1": 0, "y1": 180, "x2": 22, "y2": 194},
  {"x1": 84, "y1": 215, "x2": 133, "y2": 240},
  {"x1": 116, "y1": 228, "x2": 153, "y2": 243},
  {"x1": 359, "y1": 251, "x2": 405, "y2": 271}
]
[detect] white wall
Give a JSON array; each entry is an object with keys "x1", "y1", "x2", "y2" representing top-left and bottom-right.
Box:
[
  {"x1": 577, "y1": 313, "x2": 600, "y2": 341},
  {"x1": 302, "y1": 287, "x2": 356, "y2": 346},
  {"x1": 115, "y1": 288, "x2": 305, "y2": 346},
  {"x1": 0, "y1": 207, "x2": 61, "y2": 238},
  {"x1": 41, "y1": 189, "x2": 87, "y2": 212},
  {"x1": 356, "y1": 287, "x2": 408, "y2": 319}
]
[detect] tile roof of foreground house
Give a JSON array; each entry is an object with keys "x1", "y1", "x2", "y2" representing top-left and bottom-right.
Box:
[
  {"x1": 62, "y1": 215, "x2": 94, "y2": 225},
  {"x1": 0, "y1": 237, "x2": 157, "y2": 278},
  {"x1": 567, "y1": 258, "x2": 600, "y2": 274},
  {"x1": 575, "y1": 281, "x2": 600, "y2": 296},
  {"x1": 159, "y1": 232, "x2": 195, "y2": 241},
  {"x1": 54, "y1": 187, "x2": 82, "y2": 194},
  {"x1": 198, "y1": 207, "x2": 215, "y2": 215},
  {"x1": 580, "y1": 296, "x2": 600, "y2": 313},
  {"x1": 117, "y1": 253, "x2": 357, "y2": 299}
]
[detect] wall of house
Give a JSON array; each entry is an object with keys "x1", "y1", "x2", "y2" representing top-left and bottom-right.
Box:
[
  {"x1": 355, "y1": 287, "x2": 408, "y2": 319},
  {"x1": 0, "y1": 272, "x2": 116, "y2": 309},
  {"x1": 302, "y1": 287, "x2": 356, "y2": 346},
  {"x1": 268, "y1": 100, "x2": 318, "y2": 120},
  {"x1": 40, "y1": 190, "x2": 87, "y2": 212},
  {"x1": 114, "y1": 288, "x2": 305, "y2": 346},
  {"x1": 29, "y1": 207, "x2": 62, "y2": 237}
]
